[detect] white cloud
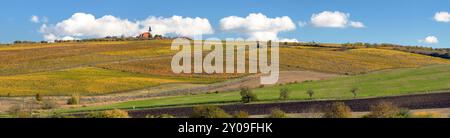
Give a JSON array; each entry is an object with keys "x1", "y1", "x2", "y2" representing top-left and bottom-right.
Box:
[
  {"x1": 298, "y1": 21, "x2": 308, "y2": 27},
  {"x1": 220, "y1": 13, "x2": 297, "y2": 41},
  {"x1": 138, "y1": 15, "x2": 213, "y2": 37},
  {"x1": 350, "y1": 21, "x2": 365, "y2": 28},
  {"x1": 40, "y1": 12, "x2": 214, "y2": 41},
  {"x1": 30, "y1": 15, "x2": 40, "y2": 23},
  {"x1": 278, "y1": 38, "x2": 299, "y2": 42},
  {"x1": 310, "y1": 11, "x2": 365, "y2": 28},
  {"x1": 434, "y1": 11, "x2": 450, "y2": 22},
  {"x1": 419, "y1": 36, "x2": 439, "y2": 44}
]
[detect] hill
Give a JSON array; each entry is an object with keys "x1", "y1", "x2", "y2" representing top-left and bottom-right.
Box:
[
  {"x1": 61, "y1": 65, "x2": 450, "y2": 112},
  {"x1": 0, "y1": 40, "x2": 449, "y2": 96}
]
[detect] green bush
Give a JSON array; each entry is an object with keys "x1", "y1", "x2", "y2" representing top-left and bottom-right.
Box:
[
  {"x1": 279, "y1": 88, "x2": 290, "y2": 100},
  {"x1": 350, "y1": 87, "x2": 359, "y2": 98},
  {"x1": 323, "y1": 102, "x2": 352, "y2": 118},
  {"x1": 87, "y1": 109, "x2": 129, "y2": 118},
  {"x1": 307, "y1": 89, "x2": 314, "y2": 99},
  {"x1": 233, "y1": 111, "x2": 250, "y2": 118},
  {"x1": 240, "y1": 87, "x2": 258, "y2": 103},
  {"x1": 190, "y1": 105, "x2": 231, "y2": 118},
  {"x1": 267, "y1": 108, "x2": 288, "y2": 118},
  {"x1": 67, "y1": 93, "x2": 80, "y2": 105}
]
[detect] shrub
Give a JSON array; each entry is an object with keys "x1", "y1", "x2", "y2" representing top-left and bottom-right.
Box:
[
  {"x1": 87, "y1": 109, "x2": 130, "y2": 118},
  {"x1": 233, "y1": 111, "x2": 250, "y2": 118},
  {"x1": 322, "y1": 102, "x2": 352, "y2": 118},
  {"x1": 35, "y1": 93, "x2": 43, "y2": 102},
  {"x1": 240, "y1": 87, "x2": 258, "y2": 103},
  {"x1": 307, "y1": 90, "x2": 314, "y2": 99},
  {"x1": 279, "y1": 88, "x2": 290, "y2": 100},
  {"x1": 67, "y1": 93, "x2": 80, "y2": 105},
  {"x1": 267, "y1": 108, "x2": 288, "y2": 118},
  {"x1": 190, "y1": 105, "x2": 231, "y2": 118},
  {"x1": 350, "y1": 87, "x2": 359, "y2": 98},
  {"x1": 146, "y1": 114, "x2": 175, "y2": 118},
  {"x1": 365, "y1": 102, "x2": 404, "y2": 118}
]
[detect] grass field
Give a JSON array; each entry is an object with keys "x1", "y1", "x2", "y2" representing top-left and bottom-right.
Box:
[{"x1": 61, "y1": 65, "x2": 450, "y2": 112}]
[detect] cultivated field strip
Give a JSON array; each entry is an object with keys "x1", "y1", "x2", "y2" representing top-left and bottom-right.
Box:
[{"x1": 127, "y1": 92, "x2": 450, "y2": 117}]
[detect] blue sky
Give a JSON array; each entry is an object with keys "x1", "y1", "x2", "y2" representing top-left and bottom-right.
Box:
[{"x1": 0, "y1": 0, "x2": 449, "y2": 48}]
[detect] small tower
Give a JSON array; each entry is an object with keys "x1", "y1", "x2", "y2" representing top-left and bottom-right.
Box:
[{"x1": 148, "y1": 27, "x2": 152, "y2": 33}]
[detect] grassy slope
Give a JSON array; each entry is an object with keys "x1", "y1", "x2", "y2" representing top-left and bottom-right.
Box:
[{"x1": 62, "y1": 65, "x2": 450, "y2": 112}]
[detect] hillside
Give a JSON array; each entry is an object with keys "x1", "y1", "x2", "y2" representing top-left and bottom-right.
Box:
[
  {"x1": 0, "y1": 40, "x2": 449, "y2": 96},
  {"x1": 61, "y1": 65, "x2": 450, "y2": 112}
]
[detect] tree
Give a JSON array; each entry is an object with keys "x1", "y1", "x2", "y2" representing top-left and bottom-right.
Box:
[
  {"x1": 35, "y1": 93, "x2": 43, "y2": 102},
  {"x1": 240, "y1": 87, "x2": 258, "y2": 103},
  {"x1": 350, "y1": 87, "x2": 359, "y2": 98},
  {"x1": 307, "y1": 89, "x2": 314, "y2": 99},
  {"x1": 267, "y1": 108, "x2": 288, "y2": 118},
  {"x1": 233, "y1": 111, "x2": 250, "y2": 118},
  {"x1": 190, "y1": 105, "x2": 231, "y2": 118},
  {"x1": 279, "y1": 87, "x2": 290, "y2": 100},
  {"x1": 365, "y1": 102, "x2": 404, "y2": 118},
  {"x1": 323, "y1": 102, "x2": 352, "y2": 118},
  {"x1": 87, "y1": 109, "x2": 129, "y2": 118}
]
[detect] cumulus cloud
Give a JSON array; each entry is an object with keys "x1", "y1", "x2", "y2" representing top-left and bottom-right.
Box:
[
  {"x1": 419, "y1": 36, "x2": 439, "y2": 44},
  {"x1": 138, "y1": 16, "x2": 213, "y2": 37},
  {"x1": 30, "y1": 15, "x2": 40, "y2": 23},
  {"x1": 40, "y1": 12, "x2": 214, "y2": 41},
  {"x1": 310, "y1": 11, "x2": 365, "y2": 28},
  {"x1": 220, "y1": 13, "x2": 297, "y2": 42},
  {"x1": 434, "y1": 11, "x2": 450, "y2": 22}
]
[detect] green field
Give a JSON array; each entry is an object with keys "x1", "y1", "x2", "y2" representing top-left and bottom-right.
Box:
[{"x1": 62, "y1": 65, "x2": 450, "y2": 112}]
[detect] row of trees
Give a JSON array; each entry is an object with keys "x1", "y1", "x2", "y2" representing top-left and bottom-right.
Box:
[
  {"x1": 239, "y1": 87, "x2": 360, "y2": 104},
  {"x1": 9, "y1": 34, "x2": 170, "y2": 44}
]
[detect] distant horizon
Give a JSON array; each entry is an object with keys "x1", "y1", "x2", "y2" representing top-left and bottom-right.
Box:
[{"x1": 0, "y1": 0, "x2": 449, "y2": 48}]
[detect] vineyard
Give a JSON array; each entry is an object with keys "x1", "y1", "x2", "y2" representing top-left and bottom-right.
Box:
[{"x1": 0, "y1": 40, "x2": 449, "y2": 97}]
